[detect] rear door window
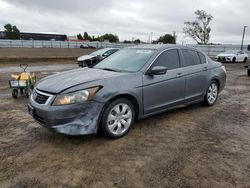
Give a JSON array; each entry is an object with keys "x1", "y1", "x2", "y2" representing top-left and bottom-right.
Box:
[
  {"x1": 153, "y1": 49, "x2": 180, "y2": 70},
  {"x1": 198, "y1": 52, "x2": 207, "y2": 64},
  {"x1": 181, "y1": 49, "x2": 201, "y2": 66}
]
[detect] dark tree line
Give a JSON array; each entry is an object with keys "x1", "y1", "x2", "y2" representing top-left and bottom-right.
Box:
[
  {"x1": 3, "y1": 24, "x2": 20, "y2": 40},
  {"x1": 77, "y1": 32, "x2": 119, "y2": 43},
  {"x1": 155, "y1": 34, "x2": 176, "y2": 44}
]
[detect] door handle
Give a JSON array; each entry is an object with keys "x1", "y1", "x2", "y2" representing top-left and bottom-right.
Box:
[
  {"x1": 203, "y1": 66, "x2": 208, "y2": 71},
  {"x1": 176, "y1": 72, "x2": 183, "y2": 78}
]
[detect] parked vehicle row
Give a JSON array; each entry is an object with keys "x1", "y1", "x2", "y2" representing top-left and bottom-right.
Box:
[{"x1": 28, "y1": 45, "x2": 226, "y2": 138}]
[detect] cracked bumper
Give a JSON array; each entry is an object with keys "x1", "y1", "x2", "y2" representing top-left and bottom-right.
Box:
[{"x1": 28, "y1": 98, "x2": 104, "y2": 135}]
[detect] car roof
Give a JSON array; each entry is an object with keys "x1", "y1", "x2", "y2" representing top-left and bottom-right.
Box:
[
  {"x1": 125, "y1": 44, "x2": 196, "y2": 51},
  {"x1": 102, "y1": 47, "x2": 120, "y2": 50}
]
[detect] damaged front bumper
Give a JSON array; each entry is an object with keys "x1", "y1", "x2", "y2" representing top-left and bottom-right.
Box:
[{"x1": 28, "y1": 95, "x2": 104, "y2": 135}]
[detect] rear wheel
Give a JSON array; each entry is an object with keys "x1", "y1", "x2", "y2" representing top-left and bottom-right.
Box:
[
  {"x1": 243, "y1": 57, "x2": 247, "y2": 63},
  {"x1": 12, "y1": 89, "x2": 18, "y2": 99},
  {"x1": 25, "y1": 89, "x2": 30, "y2": 98},
  {"x1": 102, "y1": 98, "x2": 135, "y2": 139},
  {"x1": 203, "y1": 81, "x2": 219, "y2": 106},
  {"x1": 248, "y1": 70, "x2": 250, "y2": 76}
]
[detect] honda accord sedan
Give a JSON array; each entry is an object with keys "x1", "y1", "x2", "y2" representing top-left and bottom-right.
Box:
[{"x1": 28, "y1": 45, "x2": 226, "y2": 138}]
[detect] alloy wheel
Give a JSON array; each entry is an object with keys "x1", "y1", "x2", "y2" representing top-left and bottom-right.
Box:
[
  {"x1": 207, "y1": 83, "x2": 218, "y2": 105},
  {"x1": 107, "y1": 103, "x2": 132, "y2": 136}
]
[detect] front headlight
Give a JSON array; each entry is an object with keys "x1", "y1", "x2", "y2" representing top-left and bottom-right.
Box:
[{"x1": 53, "y1": 87, "x2": 100, "y2": 106}]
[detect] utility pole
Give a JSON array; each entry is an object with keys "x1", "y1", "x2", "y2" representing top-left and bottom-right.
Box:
[
  {"x1": 241, "y1": 26, "x2": 247, "y2": 50},
  {"x1": 150, "y1": 32, "x2": 153, "y2": 43},
  {"x1": 173, "y1": 31, "x2": 176, "y2": 44}
]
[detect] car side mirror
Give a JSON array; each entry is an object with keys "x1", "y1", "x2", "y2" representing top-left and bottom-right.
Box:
[{"x1": 147, "y1": 66, "x2": 167, "y2": 76}]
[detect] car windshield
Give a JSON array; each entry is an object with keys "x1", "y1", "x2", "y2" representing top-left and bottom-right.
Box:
[
  {"x1": 90, "y1": 49, "x2": 109, "y2": 56},
  {"x1": 94, "y1": 49, "x2": 156, "y2": 72}
]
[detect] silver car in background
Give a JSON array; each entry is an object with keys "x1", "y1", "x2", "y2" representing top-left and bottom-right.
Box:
[
  {"x1": 28, "y1": 45, "x2": 226, "y2": 138},
  {"x1": 77, "y1": 48, "x2": 119, "y2": 67}
]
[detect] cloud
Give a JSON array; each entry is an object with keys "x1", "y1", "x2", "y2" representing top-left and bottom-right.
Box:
[{"x1": 0, "y1": 0, "x2": 249, "y2": 44}]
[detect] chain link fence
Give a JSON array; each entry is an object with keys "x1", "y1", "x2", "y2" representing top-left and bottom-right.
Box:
[
  {"x1": 0, "y1": 39, "x2": 134, "y2": 49},
  {"x1": 0, "y1": 39, "x2": 249, "y2": 57}
]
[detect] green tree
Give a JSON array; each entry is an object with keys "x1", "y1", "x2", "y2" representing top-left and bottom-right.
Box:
[
  {"x1": 99, "y1": 33, "x2": 119, "y2": 42},
  {"x1": 134, "y1": 39, "x2": 141, "y2": 44},
  {"x1": 157, "y1": 34, "x2": 176, "y2": 44},
  {"x1": 183, "y1": 10, "x2": 213, "y2": 44},
  {"x1": 77, "y1": 33, "x2": 83, "y2": 40},
  {"x1": 4, "y1": 24, "x2": 20, "y2": 39},
  {"x1": 83, "y1": 32, "x2": 91, "y2": 40}
]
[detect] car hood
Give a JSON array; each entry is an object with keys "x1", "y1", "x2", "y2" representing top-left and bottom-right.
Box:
[
  {"x1": 217, "y1": 53, "x2": 235, "y2": 57},
  {"x1": 36, "y1": 68, "x2": 127, "y2": 94},
  {"x1": 77, "y1": 54, "x2": 96, "y2": 61}
]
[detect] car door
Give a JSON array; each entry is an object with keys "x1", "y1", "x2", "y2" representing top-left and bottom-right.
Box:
[
  {"x1": 143, "y1": 49, "x2": 185, "y2": 114},
  {"x1": 238, "y1": 51, "x2": 245, "y2": 61},
  {"x1": 235, "y1": 51, "x2": 241, "y2": 62},
  {"x1": 180, "y1": 49, "x2": 209, "y2": 104}
]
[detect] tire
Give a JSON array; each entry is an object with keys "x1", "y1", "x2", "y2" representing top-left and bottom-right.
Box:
[
  {"x1": 232, "y1": 57, "x2": 236, "y2": 63},
  {"x1": 248, "y1": 70, "x2": 250, "y2": 76},
  {"x1": 243, "y1": 57, "x2": 247, "y2": 63},
  {"x1": 78, "y1": 61, "x2": 83, "y2": 67},
  {"x1": 25, "y1": 89, "x2": 30, "y2": 98},
  {"x1": 12, "y1": 89, "x2": 18, "y2": 99},
  {"x1": 217, "y1": 57, "x2": 220, "y2": 62},
  {"x1": 203, "y1": 81, "x2": 219, "y2": 106},
  {"x1": 101, "y1": 98, "x2": 135, "y2": 139}
]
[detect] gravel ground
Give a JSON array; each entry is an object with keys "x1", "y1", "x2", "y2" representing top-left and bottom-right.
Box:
[{"x1": 0, "y1": 61, "x2": 250, "y2": 188}]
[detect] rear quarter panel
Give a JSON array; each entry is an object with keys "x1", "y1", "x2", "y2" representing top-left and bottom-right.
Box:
[{"x1": 207, "y1": 59, "x2": 226, "y2": 93}]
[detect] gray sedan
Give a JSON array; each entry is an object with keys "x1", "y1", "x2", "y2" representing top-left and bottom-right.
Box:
[{"x1": 28, "y1": 45, "x2": 226, "y2": 138}]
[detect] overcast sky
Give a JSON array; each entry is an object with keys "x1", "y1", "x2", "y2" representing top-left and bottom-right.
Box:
[{"x1": 0, "y1": 0, "x2": 249, "y2": 44}]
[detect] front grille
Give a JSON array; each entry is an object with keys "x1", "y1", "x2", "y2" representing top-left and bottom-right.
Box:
[{"x1": 33, "y1": 90, "x2": 50, "y2": 104}]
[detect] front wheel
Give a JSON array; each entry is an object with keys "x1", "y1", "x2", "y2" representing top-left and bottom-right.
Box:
[
  {"x1": 203, "y1": 81, "x2": 219, "y2": 106},
  {"x1": 101, "y1": 98, "x2": 135, "y2": 139},
  {"x1": 243, "y1": 57, "x2": 247, "y2": 63},
  {"x1": 232, "y1": 57, "x2": 236, "y2": 63}
]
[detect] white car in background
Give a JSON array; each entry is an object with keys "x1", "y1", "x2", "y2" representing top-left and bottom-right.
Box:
[
  {"x1": 216, "y1": 50, "x2": 248, "y2": 63},
  {"x1": 77, "y1": 48, "x2": 119, "y2": 67}
]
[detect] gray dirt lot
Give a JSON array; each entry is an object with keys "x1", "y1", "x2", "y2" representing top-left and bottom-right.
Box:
[
  {"x1": 0, "y1": 61, "x2": 250, "y2": 188},
  {"x1": 0, "y1": 48, "x2": 92, "y2": 58}
]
